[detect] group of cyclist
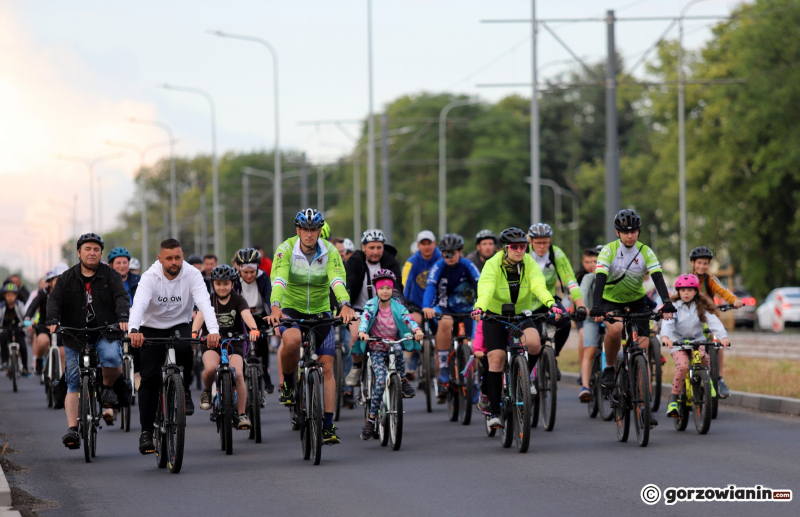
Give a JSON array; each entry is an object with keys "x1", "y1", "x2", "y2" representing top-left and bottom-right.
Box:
[{"x1": 8, "y1": 203, "x2": 749, "y2": 461}]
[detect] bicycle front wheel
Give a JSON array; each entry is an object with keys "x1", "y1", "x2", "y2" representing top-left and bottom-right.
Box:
[
  {"x1": 334, "y1": 345, "x2": 343, "y2": 422},
  {"x1": 422, "y1": 338, "x2": 433, "y2": 413},
  {"x1": 632, "y1": 354, "x2": 651, "y2": 447},
  {"x1": 10, "y1": 349, "x2": 18, "y2": 393},
  {"x1": 447, "y1": 349, "x2": 459, "y2": 422},
  {"x1": 649, "y1": 337, "x2": 662, "y2": 412},
  {"x1": 80, "y1": 376, "x2": 92, "y2": 463},
  {"x1": 539, "y1": 346, "x2": 557, "y2": 431},
  {"x1": 248, "y1": 365, "x2": 262, "y2": 443},
  {"x1": 165, "y1": 373, "x2": 186, "y2": 473},
  {"x1": 674, "y1": 383, "x2": 690, "y2": 432},
  {"x1": 709, "y1": 346, "x2": 720, "y2": 419},
  {"x1": 309, "y1": 369, "x2": 323, "y2": 465},
  {"x1": 221, "y1": 372, "x2": 233, "y2": 455},
  {"x1": 512, "y1": 355, "x2": 532, "y2": 453},
  {"x1": 457, "y1": 343, "x2": 472, "y2": 426},
  {"x1": 389, "y1": 374, "x2": 403, "y2": 451},
  {"x1": 613, "y1": 367, "x2": 630, "y2": 443},
  {"x1": 694, "y1": 371, "x2": 713, "y2": 435}
]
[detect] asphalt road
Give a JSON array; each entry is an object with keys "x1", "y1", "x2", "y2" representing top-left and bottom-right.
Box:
[{"x1": 1, "y1": 363, "x2": 798, "y2": 517}]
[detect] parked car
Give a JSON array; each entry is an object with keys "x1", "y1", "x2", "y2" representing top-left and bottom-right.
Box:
[
  {"x1": 755, "y1": 287, "x2": 800, "y2": 332},
  {"x1": 714, "y1": 288, "x2": 756, "y2": 328}
]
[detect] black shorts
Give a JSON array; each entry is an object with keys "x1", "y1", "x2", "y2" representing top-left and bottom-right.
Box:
[
  {"x1": 600, "y1": 297, "x2": 650, "y2": 335},
  {"x1": 201, "y1": 341, "x2": 245, "y2": 357},
  {"x1": 482, "y1": 312, "x2": 537, "y2": 353}
]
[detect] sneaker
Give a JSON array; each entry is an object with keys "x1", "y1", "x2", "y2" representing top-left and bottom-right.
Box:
[
  {"x1": 530, "y1": 383, "x2": 538, "y2": 396},
  {"x1": 237, "y1": 414, "x2": 252, "y2": 430},
  {"x1": 666, "y1": 395, "x2": 679, "y2": 417},
  {"x1": 436, "y1": 389, "x2": 447, "y2": 404},
  {"x1": 102, "y1": 409, "x2": 115, "y2": 425},
  {"x1": 101, "y1": 387, "x2": 119, "y2": 407},
  {"x1": 35, "y1": 358, "x2": 44, "y2": 376},
  {"x1": 279, "y1": 382, "x2": 295, "y2": 405},
  {"x1": 360, "y1": 419, "x2": 378, "y2": 440},
  {"x1": 438, "y1": 368, "x2": 450, "y2": 385},
  {"x1": 199, "y1": 390, "x2": 212, "y2": 410},
  {"x1": 477, "y1": 394, "x2": 490, "y2": 412},
  {"x1": 579, "y1": 387, "x2": 591, "y2": 402},
  {"x1": 650, "y1": 411, "x2": 658, "y2": 428},
  {"x1": 343, "y1": 391, "x2": 354, "y2": 409},
  {"x1": 401, "y1": 379, "x2": 416, "y2": 398},
  {"x1": 62, "y1": 428, "x2": 80, "y2": 449},
  {"x1": 22, "y1": 368, "x2": 31, "y2": 378},
  {"x1": 323, "y1": 426, "x2": 341, "y2": 445},
  {"x1": 264, "y1": 372, "x2": 275, "y2": 394},
  {"x1": 718, "y1": 378, "x2": 730, "y2": 399},
  {"x1": 139, "y1": 431, "x2": 155, "y2": 455},
  {"x1": 345, "y1": 366, "x2": 362, "y2": 387},
  {"x1": 185, "y1": 390, "x2": 194, "y2": 416},
  {"x1": 405, "y1": 371, "x2": 416, "y2": 382},
  {"x1": 487, "y1": 414, "x2": 503, "y2": 429},
  {"x1": 601, "y1": 366, "x2": 615, "y2": 388}
]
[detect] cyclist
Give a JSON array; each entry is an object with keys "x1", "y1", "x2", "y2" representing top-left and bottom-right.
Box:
[
  {"x1": 470, "y1": 227, "x2": 561, "y2": 429},
  {"x1": 401, "y1": 230, "x2": 442, "y2": 325},
  {"x1": 575, "y1": 246, "x2": 602, "y2": 388},
  {"x1": 577, "y1": 246, "x2": 603, "y2": 401},
  {"x1": 422, "y1": 233, "x2": 480, "y2": 403},
  {"x1": 1, "y1": 283, "x2": 29, "y2": 375},
  {"x1": 465, "y1": 229, "x2": 497, "y2": 272},
  {"x1": 24, "y1": 269, "x2": 59, "y2": 376},
  {"x1": 186, "y1": 254, "x2": 204, "y2": 271},
  {"x1": 232, "y1": 247, "x2": 274, "y2": 394},
  {"x1": 45, "y1": 233, "x2": 130, "y2": 449},
  {"x1": 689, "y1": 246, "x2": 743, "y2": 398},
  {"x1": 354, "y1": 269, "x2": 422, "y2": 439},
  {"x1": 660, "y1": 274, "x2": 730, "y2": 417},
  {"x1": 267, "y1": 208, "x2": 355, "y2": 445},
  {"x1": 527, "y1": 223, "x2": 586, "y2": 380},
  {"x1": 589, "y1": 209, "x2": 675, "y2": 427},
  {"x1": 3, "y1": 274, "x2": 30, "y2": 304},
  {"x1": 127, "y1": 238, "x2": 221, "y2": 455},
  {"x1": 194, "y1": 265, "x2": 261, "y2": 429},
  {"x1": 129, "y1": 258, "x2": 140, "y2": 276}
]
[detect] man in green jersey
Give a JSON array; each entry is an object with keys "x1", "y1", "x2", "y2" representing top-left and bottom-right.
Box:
[{"x1": 268, "y1": 208, "x2": 355, "y2": 444}]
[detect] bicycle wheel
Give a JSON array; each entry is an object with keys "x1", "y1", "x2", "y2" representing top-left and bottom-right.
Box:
[
  {"x1": 631, "y1": 354, "x2": 651, "y2": 447},
  {"x1": 649, "y1": 337, "x2": 661, "y2": 412},
  {"x1": 10, "y1": 349, "x2": 18, "y2": 393},
  {"x1": 675, "y1": 383, "x2": 690, "y2": 431},
  {"x1": 422, "y1": 338, "x2": 432, "y2": 413},
  {"x1": 694, "y1": 371, "x2": 713, "y2": 435},
  {"x1": 447, "y1": 349, "x2": 458, "y2": 422},
  {"x1": 539, "y1": 346, "x2": 557, "y2": 431},
  {"x1": 389, "y1": 374, "x2": 403, "y2": 451},
  {"x1": 248, "y1": 365, "x2": 262, "y2": 443},
  {"x1": 165, "y1": 373, "x2": 186, "y2": 473},
  {"x1": 194, "y1": 351, "x2": 202, "y2": 391},
  {"x1": 457, "y1": 343, "x2": 472, "y2": 426},
  {"x1": 512, "y1": 356, "x2": 532, "y2": 453},
  {"x1": 587, "y1": 371, "x2": 599, "y2": 419},
  {"x1": 156, "y1": 393, "x2": 168, "y2": 468},
  {"x1": 221, "y1": 371, "x2": 233, "y2": 455},
  {"x1": 80, "y1": 376, "x2": 92, "y2": 463},
  {"x1": 531, "y1": 366, "x2": 540, "y2": 428},
  {"x1": 500, "y1": 371, "x2": 513, "y2": 449},
  {"x1": 709, "y1": 346, "x2": 720, "y2": 419},
  {"x1": 309, "y1": 369, "x2": 323, "y2": 465},
  {"x1": 613, "y1": 367, "x2": 630, "y2": 443},
  {"x1": 334, "y1": 345, "x2": 343, "y2": 422}
]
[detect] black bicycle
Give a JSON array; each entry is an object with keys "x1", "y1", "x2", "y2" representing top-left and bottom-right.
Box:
[
  {"x1": 601, "y1": 309, "x2": 663, "y2": 447},
  {"x1": 211, "y1": 334, "x2": 248, "y2": 455},
  {"x1": 244, "y1": 333, "x2": 266, "y2": 443},
  {"x1": 417, "y1": 316, "x2": 437, "y2": 413},
  {"x1": 436, "y1": 313, "x2": 474, "y2": 425},
  {"x1": 531, "y1": 315, "x2": 569, "y2": 431}
]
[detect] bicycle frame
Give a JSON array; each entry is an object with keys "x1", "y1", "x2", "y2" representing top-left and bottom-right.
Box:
[{"x1": 674, "y1": 341, "x2": 719, "y2": 407}]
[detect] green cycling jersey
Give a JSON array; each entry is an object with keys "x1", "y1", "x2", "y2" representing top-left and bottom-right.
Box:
[
  {"x1": 595, "y1": 239, "x2": 662, "y2": 304},
  {"x1": 530, "y1": 244, "x2": 582, "y2": 310}
]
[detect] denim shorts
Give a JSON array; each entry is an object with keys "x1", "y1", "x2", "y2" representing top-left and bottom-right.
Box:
[{"x1": 65, "y1": 337, "x2": 123, "y2": 393}]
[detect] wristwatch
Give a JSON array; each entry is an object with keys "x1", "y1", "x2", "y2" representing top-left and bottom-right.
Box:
[
  {"x1": 339, "y1": 300, "x2": 351, "y2": 310},
  {"x1": 130, "y1": 328, "x2": 139, "y2": 334},
  {"x1": 271, "y1": 301, "x2": 281, "y2": 308}
]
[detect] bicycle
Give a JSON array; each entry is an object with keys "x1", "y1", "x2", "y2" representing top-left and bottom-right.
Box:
[
  {"x1": 2, "y1": 326, "x2": 24, "y2": 392},
  {"x1": 647, "y1": 321, "x2": 662, "y2": 412},
  {"x1": 43, "y1": 332, "x2": 62, "y2": 408},
  {"x1": 125, "y1": 332, "x2": 204, "y2": 473},
  {"x1": 601, "y1": 309, "x2": 663, "y2": 447},
  {"x1": 363, "y1": 336, "x2": 409, "y2": 450},
  {"x1": 436, "y1": 313, "x2": 475, "y2": 425},
  {"x1": 707, "y1": 304, "x2": 737, "y2": 419},
  {"x1": 666, "y1": 339, "x2": 722, "y2": 434},
  {"x1": 244, "y1": 332, "x2": 266, "y2": 443},
  {"x1": 416, "y1": 316, "x2": 437, "y2": 413},
  {"x1": 281, "y1": 316, "x2": 343, "y2": 465},
  {"x1": 212, "y1": 333, "x2": 248, "y2": 455},
  {"x1": 587, "y1": 324, "x2": 615, "y2": 421},
  {"x1": 531, "y1": 315, "x2": 568, "y2": 431}
]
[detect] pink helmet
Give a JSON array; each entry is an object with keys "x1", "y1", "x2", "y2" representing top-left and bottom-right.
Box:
[{"x1": 675, "y1": 274, "x2": 700, "y2": 290}]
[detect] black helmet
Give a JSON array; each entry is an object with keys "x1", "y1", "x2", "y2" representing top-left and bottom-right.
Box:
[
  {"x1": 2, "y1": 282, "x2": 19, "y2": 294},
  {"x1": 690, "y1": 246, "x2": 714, "y2": 261},
  {"x1": 475, "y1": 229, "x2": 497, "y2": 245},
  {"x1": 527, "y1": 223, "x2": 553, "y2": 238},
  {"x1": 498, "y1": 227, "x2": 528, "y2": 246},
  {"x1": 186, "y1": 254, "x2": 203, "y2": 265},
  {"x1": 77, "y1": 232, "x2": 104, "y2": 250},
  {"x1": 210, "y1": 264, "x2": 238, "y2": 281},
  {"x1": 613, "y1": 209, "x2": 642, "y2": 231},
  {"x1": 439, "y1": 233, "x2": 464, "y2": 251},
  {"x1": 235, "y1": 247, "x2": 261, "y2": 265}
]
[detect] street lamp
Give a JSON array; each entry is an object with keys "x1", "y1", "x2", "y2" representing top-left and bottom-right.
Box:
[
  {"x1": 241, "y1": 166, "x2": 304, "y2": 248},
  {"x1": 106, "y1": 139, "x2": 171, "y2": 265},
  {"x1": 56, "y1": 152, "x2": 123, "y2": 231},
  {"x1": 439, "y1": 99, "x2": 477, "y2": 238},
  {"x1": 128, "y1": 118, "x2": 179, "y2": 238},
  {"x1": 366, "y1": 0, "x2": 377, "y2": 229},
  {"x1": 155, "y1": 83, "x2": 220, "y2": 258},
  {"x1": 208, "y1": 30, "x2": 283, "y2": 250}
]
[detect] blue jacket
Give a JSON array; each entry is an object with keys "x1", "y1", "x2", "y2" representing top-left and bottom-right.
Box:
[
  {"x1": 351, "y1": 297, "x2": 421, "y2": 356},
  {"x1": 402, "y1": 248, "x2": 443, "y2": 308},
  {"x1": 123, "y1": 272, "x2": 141, "y2": 306},
  {"x1": 423, "y1": 257, "x2": 481, "y2": 313}
]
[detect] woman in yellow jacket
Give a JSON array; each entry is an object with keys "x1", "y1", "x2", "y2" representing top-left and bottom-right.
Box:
[{"x1": 471, "y1": 227, "x2": 562, "y2": 429}]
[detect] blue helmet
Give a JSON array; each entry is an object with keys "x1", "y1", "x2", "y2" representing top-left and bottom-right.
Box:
[
  {"x1": 107, "y1": 247, "x2": 131, "y2": 263},
  {"x1": 295, "y1": 208, "x2": 325, "y2": 229}
]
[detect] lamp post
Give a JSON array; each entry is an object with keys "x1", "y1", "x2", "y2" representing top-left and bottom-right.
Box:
[
  {"x1": 209, "y1": 30, "x2": 283, "y2": 249},
  {"x1": 366, "y1": 0, "x2": 377, "y2": 229},
  {"x1": 439, "y1": 99, "x2": 476, "y2": 238},
  {"x1": 241, "y1": 167, "x2": 304, "y2": 248},
  {"x1": 56, "y1": 152, "x2": 123, "y2": 231},
  {"x1": 156, "y1": 84, "x2": 220, "y2": 256}
]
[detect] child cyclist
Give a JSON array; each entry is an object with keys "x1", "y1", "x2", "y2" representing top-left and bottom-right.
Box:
[
  {"x1": 354, "y1": 269, "x2": 423, "y2": 440},
  {"x1": 193, "y1": 265, "x2": 261, "y2": 429},
  {"x1": 660, "y1": 274, "x2": 730, "y2": 418}
]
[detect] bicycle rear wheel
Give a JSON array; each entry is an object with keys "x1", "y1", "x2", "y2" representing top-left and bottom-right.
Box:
[
  {"x1": 80, "y1": 376, "x2": 92, "y2": 463},
  {"x1": 694, "y1": 371, "x2": 712, "y2": 434},
  {"x1": 587, "y1": 371, "x2": 599, "y2": 418},
  {"x1": 165, "y1": 373, "x2": 186, "y2": 473},
  {"x1": 248, "y1": 365, "x2": 262, "y2": 443},
  {"x1": 457, "y1": 343, "x2": 472, "y2": 426},
  {"x1": 512, "y1": 356, "x2": 532, "y2": 453},
  {"x1": 709, "y1": 346, "x2": 720, "y2": 419},
  {"x1": 447, "y1": 349, "x2": 459, "y2": 422},
  {"x1": 309, "y1": 369, "x2": 323, "y2": 465},
  {"x1": 539, "y1": 346, "x2": 557, "y2": 431},
  {"x1": 221, "y1": 372, "x2": 233, "y2": 455},
  {"x1": 632, "y1": 354, "x2": 651, "y2": 447},
  {"x1": 10, "y1": 349, "x2": 18, "y2": 393},
  {"x1": 334, "y1": 345, "x2": 343, "y2": 422},
  {"x1": 613, "y1": 367, "x2": 630, "y2": 443},
  {"x1": 649, "y1": 337, "x2": 662, "y2": 412},
  {"x1": 422, "y1": 338, "x2": 432, "y2": 413}
]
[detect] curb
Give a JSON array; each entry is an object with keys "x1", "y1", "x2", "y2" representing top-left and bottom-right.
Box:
[
  {"x1": 560, "y1": 371, "x2": 800, "y2": 417},
  {"x1": 0, "y1": 464, "x2": 21, "y2": 517}
]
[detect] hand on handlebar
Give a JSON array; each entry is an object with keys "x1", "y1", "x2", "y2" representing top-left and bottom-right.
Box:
[
  {"x1": 474, "y1": 350, "x2": 485, "y2": 359},
  {"x1": 660, "y1": 301, "x2": 676, "y2": 320},
  {"x1": 414, "y1": 328, "x2": 424, "y2": 341},
  {"x1": 471, "y1": 307, "x2": 483, "y2": 322},
  {"x1": 549, "y1": 305, "x2": 563, "y2": 321},
  {"x1": 268, "y1": 306, "x2": 285, "y2": 327},
  {"x1": 48, "y1": 324, "x2": 57, "y2": 334},
  {"x1": 206, "y1": 333, "x2": 221, "y2": 348},
  {"x1": 589, "y1": 306, "x2": 604, "y2": 323},
  {"x1": 575, "y1": 306, "x2": 587, "y2": 322},
  {"x1": 662, "y1": 336, "x2": 673, "y2": 349},
  {"x1": 733, "y1": 299, "x2": 744, "y2": 308},
  {"x1": 129, "y1": 332, "x2": 144, "y2": 348},
  {"x1": 720, "y1": 337, "x2": 731, "y2": 348},
  {"x1": 422, "y1": 307, "x2": 437, "y2": 320},
  {"x1": 358, "y1": 331, "x2": 369, "y2": 341},
  {"x1": 339, "y1": 304, "x2": 356, "y2": 325},
  {"x1": 119, "y1": 322, "x2": 129, "y2": 333},
  {"x1": 248, "y1": 328, "x2": 261, "y2": 342}
]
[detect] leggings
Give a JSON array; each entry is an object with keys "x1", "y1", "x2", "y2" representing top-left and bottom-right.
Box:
[
  {"x1": 368, "y1": 344, "x2": 406, "y2": 418},
  {"x1": 670, "y1": 348, "x2": 709, "y2": 395}
]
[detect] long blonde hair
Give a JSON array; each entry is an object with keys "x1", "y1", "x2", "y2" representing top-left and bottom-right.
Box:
[{"x1": 670, "y1": 290, "x2": 719, "y2": 323}]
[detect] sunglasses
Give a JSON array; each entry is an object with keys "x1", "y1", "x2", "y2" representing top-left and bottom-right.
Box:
[
  {"x1": 443, "y1": 251, "x2": 456, "y2": 259},
  {"x1": 506, "y1": 243, "x2": 527, "y2": 252}
]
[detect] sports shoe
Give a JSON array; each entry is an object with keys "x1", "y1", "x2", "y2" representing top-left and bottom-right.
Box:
[
  {"x1": 185, "y1": 390, "x2": 194, "y2": 416},
  {"x1": 477, "y1": 394, "x2": 490, "y2": 412},
  {"x1": 360, "y1": 419, "x2": 378, "y2": 440},
  {"x1": 323, "y1": 426, "x2": 341, "y2": 444},
  {"x1": 264, "y1": 372, "x2": 275, "y2": 394},
  {"x1": 101, "y1": 387, "x2": 119, "y2": 407},
  {"x1": 601, "y1": 366, "x2": 615, "y2": 388},
  {"x1": 343, "y1": 391, "x2": 354, "y2": 409},
  {"x1": 666, "y1": 395, "x2": 679, "y2": 417},
  {"x1": 401, "y1": 379, "x2": 416, "y2": 398},
  {"x1": 0, "y1": 362, "x2": 7, "y2": 371},
  {"x1": 22, "y1": 368, "x2": 31, "y2": 378},
  {"x1": 102, "y1": 409, "x2": 115, "y2": 425},
  {"x1": 650, "y1": 411, "x2": 658, "y2": 428},
  {"x1": 530, "y1": 383, "x2": 538, "y2": 396},
  {"x1": 438, "y1": 368, "x2": 450, "y2": 385},
  {"x1": 578, "y1": 387, "x2": 591, "y2": 402},
  {"x1": 199, "y1": 390, "x2": 212, "y2": 410},
  {"x1": 436, "y1": 389, "x2": 447, "y2": 404},
  {"x1": 139, "y1": 431, "x2": 155, "y2": 455},
  {"x1": 35, "y1": 358, "x2": 44, "y2": 376},
  {"x1": 62, "y1": 428, "x2": 80, "y2": 449},
  {"x1": 718, "y1": 377, "x2": 731, "y2": 399},
  {"x1": 487, "y1": 414, "x2": 503, "y2": 429},
  {"x1": 237, "y1": 414, "x2": 252, "y2": 430},
  {"x1": 279, "y1": 382, "x2": 295, "y2": 405},
  {"x1": 345, "y1": 366, "x2": 362, "y2": 387}
]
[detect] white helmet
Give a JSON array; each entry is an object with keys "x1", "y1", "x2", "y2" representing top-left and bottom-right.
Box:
[
  {"x1": 342, "y1": 238, "x2": 356, "y2": 253},
  {"x1": 53, "y1": 262, "x2": 69, "y2": 275},
  {"x1": 361, "y1": 229, "x2": 386, "y2": 244},
  {"x1": 129, "y1": 258, "x2": 141, "y2": 270}
]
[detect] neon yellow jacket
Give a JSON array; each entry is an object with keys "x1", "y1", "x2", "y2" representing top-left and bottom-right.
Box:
[{"x1": 475, "y1": 251, "x2": 555, "y2": 314}]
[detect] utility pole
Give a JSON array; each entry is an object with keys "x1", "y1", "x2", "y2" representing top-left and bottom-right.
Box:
[
  {"x1": 200, "y1": 187, "x2": 208, "y2": 256},
  {"x1": 604, "y1": 10, "x2": 620, "y2": 242},
  {"x1": 242, "y1": 173, "x2": 251, "y2": 247},
  {"x1": 317, "y1": 167, "x2": 325, "y2": 213},
  {"x1": 380, "y1": 113, "x2": 392, "y2": 242},
  {"x1": 530, "y1": 0, "x2": 540, "y2": 226},
  {"x1": 353, "y1": 149, "x2": 362, "y2": 242},
  {"x1": 366, "y1": 0, "x2": 377, "y2": 229},
  {"x1": 300, "y1": 152, "x2": 309, "y2": 208}
]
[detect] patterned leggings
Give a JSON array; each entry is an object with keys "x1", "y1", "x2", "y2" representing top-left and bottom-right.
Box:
[
  {"x1": 670, "y1": 348, "x2": 709, "y2": 395},
  {"x1": 369, "y1": 344, "x2": 406, "y2": 418}
]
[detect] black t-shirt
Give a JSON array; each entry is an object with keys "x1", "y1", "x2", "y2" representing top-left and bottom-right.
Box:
[
  {"x1": 3, "y1": 305, "x2": 19, "y2": 328},
  {"x1": 203, "y1": 291, "x2": 250, "y2": 338},
  {"x1": 80, "y1": 273, "x2": 101, "y2": 343}
]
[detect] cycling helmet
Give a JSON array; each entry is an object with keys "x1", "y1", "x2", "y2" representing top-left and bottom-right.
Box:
[
  {"x1": 675, "y1": 274, "x2": 700, "y2": 290},
  {"x1": 439, "y1": 233, "x2": 464, "y2": 251},
  {"x1": 320, "y1": 221, "x2": 331, "y2": 240},
  {"x1": 361, "y1": 229, "x2": 386, "y2": 244},
  {"x1": 2, "y1": 283, "x2": 19, "y2": 294},
  {"x1": 372, "y1": 269, "x2": 397, "y2": 287},
  {"x1": 45, "y1": 270, "x2": 59, "y2": 281},
  {"x1": 527, "y1": 223, "x2": 553, "y2": 238},
  {"x1": 594, "y1": 244, "x2": 604, "y2": 254},
  {"x1": 107, "y1": 247, "x2": 131, "y2": 263},
  {"x1": 613, "y1": 209, "x2": 642, "y2": 231},
  {"x1": 53, "y1": 263, "x2": 69, "y2": 275},
  {"x1": 690, "y1": 246, "x2": 714, "y2": 261},
  {"x1": 475, "y1": 229, "x2": 497, "y2": 245},
  {"x1": 129, "y1": 258, "x2": 140, "y2": 270},
  {"x1": 342, "y1": 238, "x2": 356, "y2": 253},
  {"x1": 235, "y1": 247, "x2": 261, "y2": 265},
  {"x1": 186, "y1": 254, "x2": 203, "y2": 265},
  {"x1": 498, "y1": 227, "x2": 528, "y2": 246},
  {"x1": 295, "y1": 208, "x2": 325, "y2": 229},
  {"x1": 210, "y1": 264, "x2": 238, "y2": 281},
  {"x1": 77, "y1": 232, "x2": 105, "y2": 250}
]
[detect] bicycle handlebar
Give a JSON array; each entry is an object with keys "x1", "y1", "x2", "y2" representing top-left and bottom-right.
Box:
[
  {"x1": 121, "y1": 335, "x2": 205, "y2": 346},
  {"x1": 433, "y1": 312, "x2": 474, "y2": 320},
  {"x1": 279, "y1": 316, "x2": 345, "y2": 328},
  {"x1": 55, "y1": 324, "x2": 122, "y2": 334},
  {"x1": 481, "y1": 311, "x2": 550, "y2": 324},
  {"x1": 600, "y1": 309, "x2": 664, "y2": 324},
  {"x1": 364, "y1": 335, "x2": 413, "y2": 345},
  {"x1": 663, "y1": 339, "x2": 731, "y2": 350},
  {"x1": 717, "y1": 304, "x2": 739, "y2": 312}
]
